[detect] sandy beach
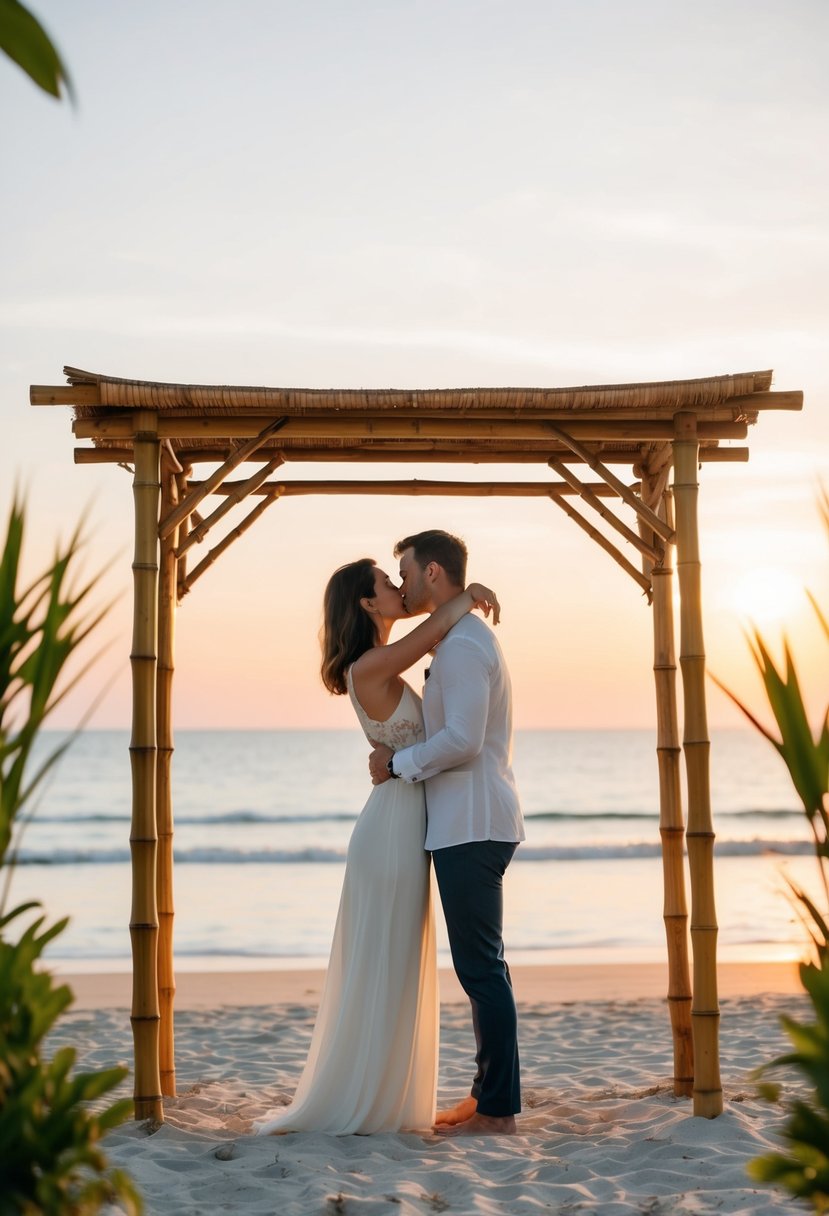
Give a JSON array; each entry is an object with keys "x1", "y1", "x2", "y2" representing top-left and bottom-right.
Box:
[{"x1": 49, "y1": 963, "x2": 808, "y2": 1215}]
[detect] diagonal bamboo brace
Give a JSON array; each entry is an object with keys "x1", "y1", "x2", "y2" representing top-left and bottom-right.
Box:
[
  {"x1": 549, "y1": 459, "x2": 663, "y2": 563},
  {"x1": 158, "y1": 418, "x2": 287, "y2": 540},
  {"x1": 183, "y1": 490, "x2": 283, "y2": 592},
  {"x1": 547, "y1": 425, "x2": 675, "y2": 543},
  {"x1": 175, "y1": 458, "x2": 284, "y2": 557},
  {"x1": 549, "y1": 492, "x2": 653, "y2": 598}
]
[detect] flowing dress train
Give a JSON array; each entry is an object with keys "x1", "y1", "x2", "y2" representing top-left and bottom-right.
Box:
[{"x1": 254, "y1": 673, "x2": 438, "y2": 1134}]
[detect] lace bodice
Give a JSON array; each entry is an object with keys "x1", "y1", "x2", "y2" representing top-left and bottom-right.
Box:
[{"x1": 346, "y1": 668, "x2": 424, "y2": 751}]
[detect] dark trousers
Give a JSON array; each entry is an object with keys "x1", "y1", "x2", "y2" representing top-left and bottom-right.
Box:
[{"x1": 431, "y1": 839, "x2": 520, "y2": 1116}]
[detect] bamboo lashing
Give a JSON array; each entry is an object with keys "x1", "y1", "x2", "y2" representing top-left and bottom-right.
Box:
[
  {"x1": 157, "y1": 453, "x2": 179, "y2": 1097},
  {"x1": 176, "y1": 458, "x2": 283, "y2": 557},
  {"x1": 640, "y1": 476, "x2": 694, "y2": 1098},
  {"x1": 182, "y1": 490, "x2": 282, "y2": 592},
  {"x1": 548, "y1": 459, "x2": 663, "y2": 564},
  {"x1": 637, "y1": 441, "x2": 673, "y2": 484},
  {"x1": 158, "y1": 419, "x2": 287, "y2": 540},
  {"x1": 547, "y1": 426, "x2": 676, "y2": 543},
  {"x1": 129, "y1": 411, "x2": 162, "y2": 1123},
  {"x1": 549, "y1": 493, "x2": 653, "y2": 598},
  {"x1": 673, "y1": 412, "x2": 721, "y2": 1118}
]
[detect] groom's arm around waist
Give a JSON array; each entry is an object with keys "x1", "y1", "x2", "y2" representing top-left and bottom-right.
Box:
[{"x1": 393, "y1": 636, "x2": 490, "y2": 783}]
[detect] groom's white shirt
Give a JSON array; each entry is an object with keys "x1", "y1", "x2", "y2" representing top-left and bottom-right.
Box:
[{"x1": 392, "y1": 614, "x2": 525, "y2": 852}]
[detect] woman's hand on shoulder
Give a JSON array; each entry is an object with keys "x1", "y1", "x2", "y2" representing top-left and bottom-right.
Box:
[{"x1": 466, "y1": 583, "x2": 500, "y2": 625}]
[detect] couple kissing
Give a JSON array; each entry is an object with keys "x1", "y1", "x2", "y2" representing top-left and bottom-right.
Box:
[{"x1": 255, "y1": 529, "x2": 524, "y2": 1138}]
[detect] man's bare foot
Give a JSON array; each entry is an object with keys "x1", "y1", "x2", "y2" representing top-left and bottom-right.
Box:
[
  {"x1": 433, "y1": 1096, "x2": 477, "y2": 1127},
  {"x1": 437, "y1": 1112, "x2": 517, "y2": 1137}
]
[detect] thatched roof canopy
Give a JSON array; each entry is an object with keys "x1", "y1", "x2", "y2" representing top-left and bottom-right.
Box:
[{"x1": 31, "y1": 366, "x2": 801, "y2": 470}]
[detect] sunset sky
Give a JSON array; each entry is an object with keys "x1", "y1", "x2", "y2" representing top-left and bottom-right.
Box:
[{"x1": 2, "y1": 0, "x2": 827, "y2": 731}]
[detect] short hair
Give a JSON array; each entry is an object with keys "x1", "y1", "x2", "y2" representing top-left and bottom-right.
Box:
[{"x1": 394, "y1": 529, "x2": 467, "y2": 587}]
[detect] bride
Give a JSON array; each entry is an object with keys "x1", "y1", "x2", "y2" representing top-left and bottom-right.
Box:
[{"x1": 254, "y1": 557, "x2": 499, "y2": 1135}]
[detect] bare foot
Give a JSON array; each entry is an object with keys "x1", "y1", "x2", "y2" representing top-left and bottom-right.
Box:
[
  {"x1": 433, "y1": 1096, "x2": 477, "y2": 1127},
  {"x1": 436, "y1": 1112, "x2": 517, "y2": 1137}
]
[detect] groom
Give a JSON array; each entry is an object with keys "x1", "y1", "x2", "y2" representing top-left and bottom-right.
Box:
[{"x1": 368, "y1": 529, "x2": 524, "y2": 1136}]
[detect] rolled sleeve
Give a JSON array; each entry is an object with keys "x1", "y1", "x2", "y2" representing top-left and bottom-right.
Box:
[{"x1": 392, "y1": 638, "x2": 490, "y2": 782}]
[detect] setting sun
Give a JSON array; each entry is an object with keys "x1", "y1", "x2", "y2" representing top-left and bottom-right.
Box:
[{"x1": 727, "y1": 566, "x2": 805, "y2": 627}]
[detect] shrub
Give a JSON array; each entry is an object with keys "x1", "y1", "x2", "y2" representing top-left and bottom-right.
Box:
[{"x1": 0, "y1": 495, "x2": 141, "y2": 1215}]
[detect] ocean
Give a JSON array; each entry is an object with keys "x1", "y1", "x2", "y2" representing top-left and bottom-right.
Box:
[{"x1": 5, "y1": 729, "x2": 818, "y2": 972}]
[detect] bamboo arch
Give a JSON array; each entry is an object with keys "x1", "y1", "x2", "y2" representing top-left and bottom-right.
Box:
[{"x1": 32, "y1": 366, "x2": 803, "y2": 1121}]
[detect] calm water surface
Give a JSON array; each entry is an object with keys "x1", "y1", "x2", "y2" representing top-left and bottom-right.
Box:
[{"x1": 7, "y1": 729, "x2": 815, "y2": 970}]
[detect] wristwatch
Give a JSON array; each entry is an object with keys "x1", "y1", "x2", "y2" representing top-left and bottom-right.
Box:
[{"x1": 386, "y1": 755, "x2": 400, "y2": 779}]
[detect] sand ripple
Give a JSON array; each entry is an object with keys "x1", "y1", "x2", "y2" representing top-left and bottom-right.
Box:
[{"x1": 48, "y1": 994, "x2": 807, "y2": 1215}]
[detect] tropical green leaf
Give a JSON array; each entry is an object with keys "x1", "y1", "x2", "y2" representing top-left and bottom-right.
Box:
[
  {"x1": 748, "y1": 633, "x2": 828, "y2": 819},
  {"x1": 0, "y1": 0, "x2": 74, "y2": 101}
]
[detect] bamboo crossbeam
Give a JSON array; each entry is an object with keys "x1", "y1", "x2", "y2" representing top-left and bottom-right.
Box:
[
  {"x1": 31, "y1": 383, "x2": 101, "y2": 406},
  {"x1": 673, "y1": 412, "x2": 721, "y2": 1118},
  {"x1": 158, "y1": 420, "x2": 286, "y2": 540},
  {"x1": 72, "y1": 414, "x2": 751, "y2": 444},
  {"x1": 186, "y1": 479, "x2": 635, "y2": 498},
  {"x1": 182, "y1": 492, "x2": 281, "y2": 593},
  {"x1": 640, "y1": 482, "x2": 693, "y2": 1098},
  {"x1": 698, "y1": 447, "x2": 749, "y2": 462},
  {"x1": 31, "y1": 383, "x2": 804, "y2": 413},
  {"x1": 73, "y1": 444, "x2": 752, "y2": 466},
  {"x1": 129, "y1": 412, "x2": 162, "y2": 1123},
  {"x1": 548, "y1": 428, "x2": 676, "y2": 543},
  {"x1": 548, "y1": 459, "x2": 662, "y2": 563},
  {"x1": 176, "y1": 458, "x2": 283, "y2": 557},
  {"x1": 549, "y1": 494, "x2": 653, "y2": 597}
]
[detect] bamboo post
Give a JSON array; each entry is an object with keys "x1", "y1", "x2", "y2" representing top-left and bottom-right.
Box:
[
  {"x1": 640, "y1": 476, "x2": 693, "y2": 1098},
  {"x1": 130, "y1": 412, "x2": 162, "y2": 1122},
  {"x1": 157, "y1": 449, "x2": 180, "y2": 1097},
  {"x1": 673, "y1": 412, "x2": 722, "y2": 1117}
]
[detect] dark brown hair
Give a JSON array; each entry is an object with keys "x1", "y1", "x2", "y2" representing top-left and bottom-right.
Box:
[
  {"x1": 320, "y1": 558, "x2": 378, "y2": 695},
  {"x1": 393, "y1": 529, "x2": 467, "y2": 587}
]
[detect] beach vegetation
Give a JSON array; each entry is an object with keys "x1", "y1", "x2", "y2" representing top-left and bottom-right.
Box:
[
  {"x1": 0, "y1": 0, "x2": 73, "y2": 102},
  {"x1": 0, "y1": 495, "x2": 141, "y2": 1215},
  {"x1": 713, "y1": 487, "x2": 829, "y2": 1211}
]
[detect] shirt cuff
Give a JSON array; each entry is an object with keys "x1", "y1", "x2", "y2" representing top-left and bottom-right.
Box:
[{"x1": 391, "y1": 744, "x2": 421, "y2": 783}]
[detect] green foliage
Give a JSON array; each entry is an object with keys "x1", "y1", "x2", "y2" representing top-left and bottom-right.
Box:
[
  {"x1": 0, "y1": 904, "x2": 140, "y2": 1216},
  {"x1": 0, "y1": 499, "x2": 108, "y2": 866},
  {"x1": 0, "y1": 495, "x2": 142, "y2": 1215},
  {"x1": 746, "y1": 960, "x2": 829, "y2": 1210},
  {"x1": 714, "y1": 489, "x2": 829, "y2": 1211},
  {"x1": 0, "y1": 0, "x2": 73, "y2": 102}
]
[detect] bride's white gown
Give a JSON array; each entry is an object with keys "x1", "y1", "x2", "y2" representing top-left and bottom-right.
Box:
[{"x1": 254, "y1": 672, "x2": 438, "y2": 1135}]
